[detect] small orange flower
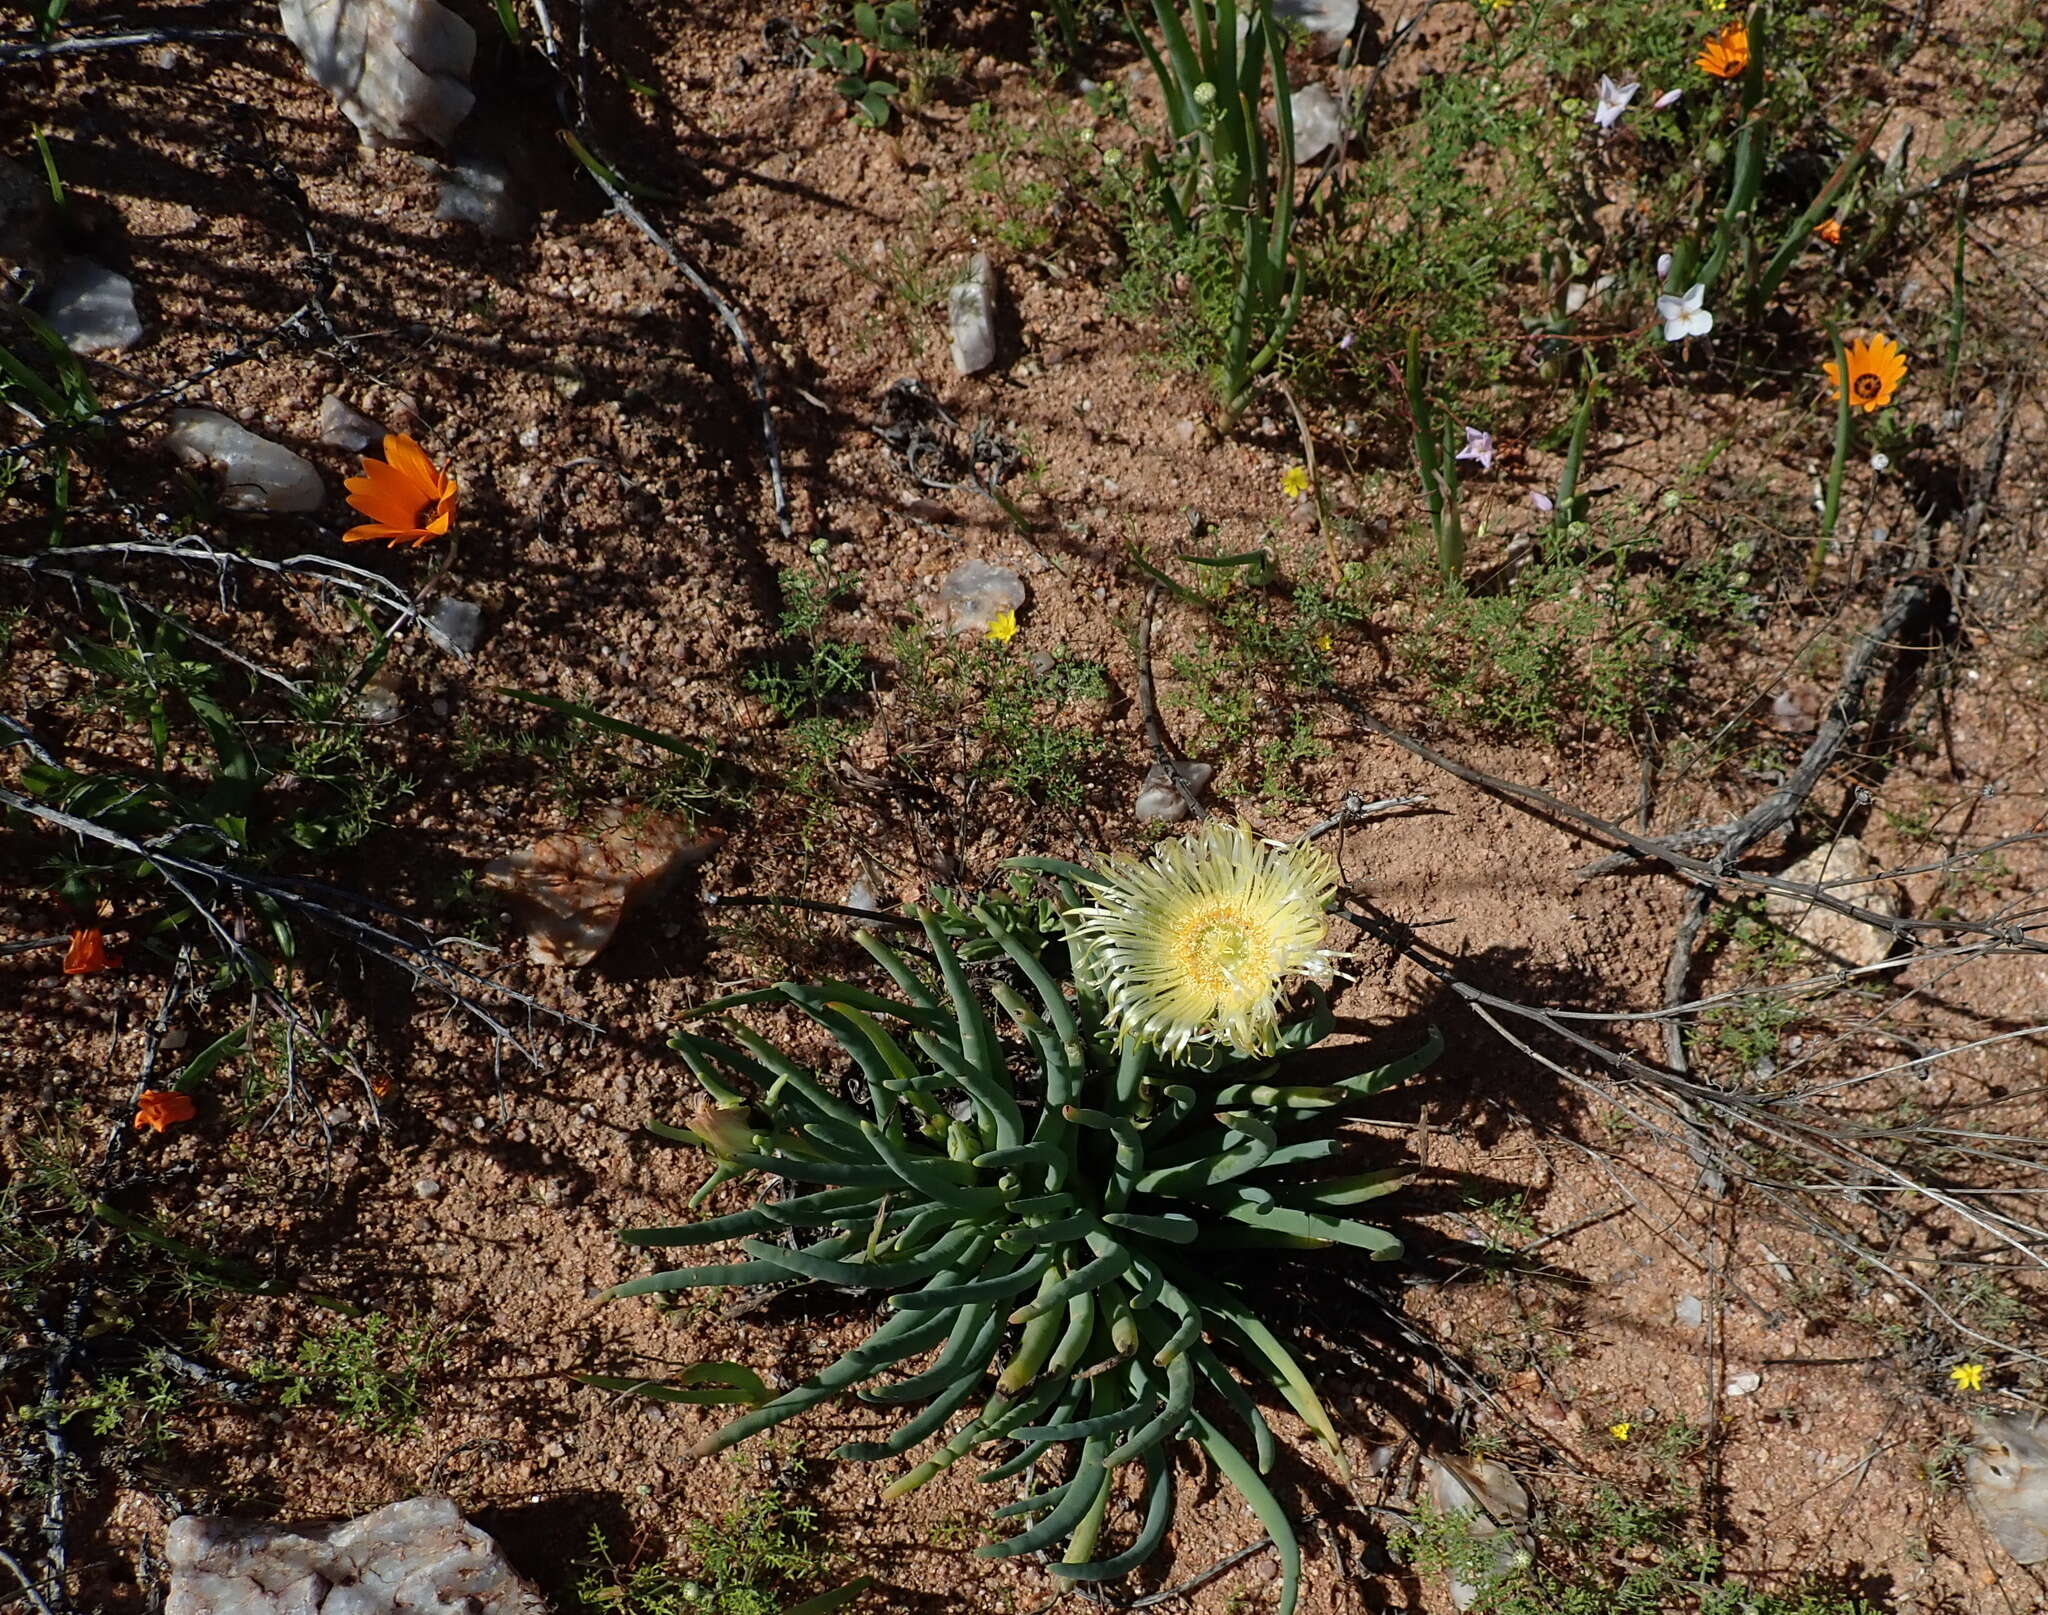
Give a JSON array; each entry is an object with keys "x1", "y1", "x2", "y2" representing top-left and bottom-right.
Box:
[
  {"x1": 63, "y1": 927, "x2": 121, "y2": 974},
  {"x1": 1823, "y1": 335, "x2": 1908, "y2": 413},
  {"x1": 343, "y1": 434, "x2": 459, "y2": 548},
  {"x1": 1813, "y1": 217, "x2": 1843, "y2": 246},
  {"x1": 1696, "y1": 20, "x2": 1750, "y2": 78},
  {"x1": 135, "y1": 1089, "x2": 197, "y2": 1133}
]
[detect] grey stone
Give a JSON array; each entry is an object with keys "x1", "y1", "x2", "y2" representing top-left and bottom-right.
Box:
[
  {"x1": 164, "y1": 1495, "x2": 547, "y2": 1615},
  {"x1": 1764, "y1": 837, "x2": 1901, "y2": 968},
  {"x1": 1288, "y1": 84, "x2": 1343, "y2": 160},
  {"x1": 164, "y1": 410, "x2": 324, "y2": 513},
  {"x1": 279, "y1": 0, "x2": 477, "y2": 149},
  {"x1": 412, "y1": 1178, "x2": 443, "y2": 1199},
  {"x1": 425, "y1": 596, "x2": 484, "y2": 656},
  {"x1": 432, "y1": 151, "x2": 526, "y2": 239},
  {"x1": 948, "y1": 252, "x2": 998, "y2": 376},
  {"x1": 1674, "y1": 1293, "x2": 1704, "y2": 1330},
  {"x1": 1135, "y1": 760, "x2": 1214, "y2": 822},
  {"x1": 319, "y1": 394, "x2": 385, "y2": 452},
  {"x1": 42, "y1": 259, "x2": 143, "y2": 353},
  {"x1": 935, "y1": 557, "x2": 1024, "y2": 634}
]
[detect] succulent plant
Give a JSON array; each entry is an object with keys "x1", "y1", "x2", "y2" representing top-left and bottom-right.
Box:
[{"x1": 605, "y1": 860, "x2": 1438, "y2": 1613}]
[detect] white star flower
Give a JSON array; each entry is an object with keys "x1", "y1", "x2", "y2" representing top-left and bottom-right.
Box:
[
  {"x1": 1657, "y1": 282, "x2": 1713, "y2": 342},
  {"x1": 1594, "y1": 76, "x2": 1639, "y2": 130}
]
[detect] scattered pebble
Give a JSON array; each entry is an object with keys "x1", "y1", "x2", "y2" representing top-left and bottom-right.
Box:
[
  {"x1": 948, "y1": 252, "x2": 999, "y2": 375},
  {"x1": 1724, "y1": 1370, "x2": 1763, "y2": 1397},
  {"x1": 427, "y1": 596, "x2": 485, "y2": 656},
  {"x1": 1289, "y1": 83, "x2": 1343, "y2": 160},
  {"x1": 1674, "y1": 1293, "x2": 1704, "y2": 1329},
  {"x1": 413, "y1": 1177, "x2": 444, "y2": 1199},
  {"x1": 41, "y1": 259, "x2": 144, "y2": 353},
  {"x1": 319, "y1": 393, "x2": 385, "y2": 451},
  {"x1": 1135, "y1": 760, "x2": 1214, "y2": 822},
  {"x1": 935, "y1": 557, "x2": 1025, "y2": 634},
  {"x1": 163, "y1": 409, "x2": 325, "y2": 513},
  {"x1": 431, "y1": 149, "x2": 526, "y2": 239}
]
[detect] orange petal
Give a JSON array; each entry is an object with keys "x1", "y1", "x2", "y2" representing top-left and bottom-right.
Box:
[
  {"x1": 382, "y1": 434, "x2": 441, "y2": 496},
  {"x1": 345, "y1": 467, "x2": 422, "y2": 529},
  {"x1": 343, "y1": 522, "x2": 409, "y2": 545}
]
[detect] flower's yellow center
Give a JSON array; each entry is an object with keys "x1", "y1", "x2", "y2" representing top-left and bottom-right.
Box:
[{"x1": 1169, "y1": 900, "x2": 1273, "y2": 998}]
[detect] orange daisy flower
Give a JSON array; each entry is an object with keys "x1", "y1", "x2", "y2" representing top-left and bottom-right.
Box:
[
  {"x1": 135, "y1": 1089, "x2": 197, "y2": 1133},
  {"x1": 343, "y1": 434, "x2": 459, "y2": 548},
  {"x1": 1696, "y1": 20, "x2": 1750, "y2": 78},
  {"x1": 63, "y1": 927, "x2": 121, "y2": 974},
  {"x1": 1823, "y1": 335, "x2": 1908, "y2": 413},
  {"x1": 1813, "y1": 217, "x2": 1843, "y2": 246}
]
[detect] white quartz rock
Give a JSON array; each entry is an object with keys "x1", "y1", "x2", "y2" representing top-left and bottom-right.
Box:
[
  {"x1": 164, "y1": 410, "x2": 325, "y2": 513},
  {"x1": 1288, "y1": 84, "x2": 1343, "y2": 161},
  {"x1": 948, "y1": 252, "x2": 999, "y2": 375},
  {"x1": 165, "y1": 1496, "x2": 548, "y2": 1615},
  {"x1": 279, "y1": 0, "x2": 478, "y2": 148},
  {"x1": 318, "y1": 393, "x2": 384, "y2": 451}
]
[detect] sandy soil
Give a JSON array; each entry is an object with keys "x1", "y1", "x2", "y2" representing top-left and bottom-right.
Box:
[{"x1": 4, "y1": 2, "x2": 2047, "y2": 1612}]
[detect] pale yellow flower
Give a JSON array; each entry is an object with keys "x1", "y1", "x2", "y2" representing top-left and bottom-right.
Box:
[
  {"x1": 1281, "y1": 465, "x2": 1311, "y2": 501},
  {"x1": 987, "y1": 609, "x2": 1020, "y2": 644},
  {"x1": 1949, "y1": 1363, "x2": 1987, "y2": 1393},
  {"x1": 1066, "y1": 820, "x2": 1339, "y2": 1060}
]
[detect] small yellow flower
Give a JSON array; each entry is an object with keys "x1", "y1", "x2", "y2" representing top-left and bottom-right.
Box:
[
  {"x1": 986, "y1": 609, "x2": 1019, "y2": 644},
  {"x1": 1315, "y1": 632, "x2": 1334, "y2": 653},
  {"x1": 1949, "y1": 1363, "x2": 1987, "y2": 1393},
  {"x1": 1609, "y1": 1421, "x2": 1632, "y2": 1441},
  {"x1": 1281, "y1": 464, "x2": 1312, "y2": 501},
  {"x1": 1067, "y1": 820, "x2": 1340, "y2": 1060}
]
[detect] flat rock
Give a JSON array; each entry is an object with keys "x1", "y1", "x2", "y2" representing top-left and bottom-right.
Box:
[
  {"x1": 164, "y1": 1495, "x2": 547, "y2": 1615},
  {"x1": 1763, "y1": 836, "x2": 1901, "y2": 967},
  {"x1": 935, "y1": 557, "x2": 1024, "y2": 634},
  {"x1": 948, "y1": 252, "x2": 998, "y2": 375},
  {"x1": 483, "y1": 806, "x2": 726, "y2": 967},
  {"x1": 42, "y1": 258, "x2": 144, "y2": 353},
  {"x1": 319, "y1": 394, "x2": 386, "y2": 451},
  {"x1": 280, "y1": 0, "x2": 477, "y2": 148},
  {"x1": 164, "y1": 409, "x2": 325, "y2": 513}
]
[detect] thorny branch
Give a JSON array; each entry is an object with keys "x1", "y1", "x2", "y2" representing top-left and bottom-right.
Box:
[
  {"x1": 0, "y1": 783, "x2": 600, "y2": 1071},
  {"x1": 1656, "y1": 575, "x2": 1948, "y2": 1072}
]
